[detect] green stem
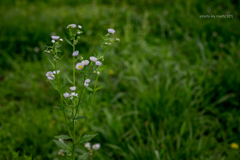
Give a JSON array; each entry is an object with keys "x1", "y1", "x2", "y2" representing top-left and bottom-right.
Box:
[{"x1": 72, "y1": 36, "x2": 76, "y2": 160}]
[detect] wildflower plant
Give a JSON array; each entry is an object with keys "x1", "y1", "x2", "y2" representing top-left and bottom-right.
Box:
[{"x1": 44, "y1": 25, "x2": 119, "y2": 159}]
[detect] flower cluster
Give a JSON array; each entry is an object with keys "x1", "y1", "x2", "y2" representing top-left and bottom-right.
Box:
[
  {"x1": 51, "y1": 36, "x2": 63, "y2": 44},
  {"x1": 46, "y1": 70, "x2": 60, "y2": 80},
  {"x1": 63, "y1": 86, "x2": 79, "y2": 99},
  {"x1": 85, "y1": 142, "x2": 101, "y2": 150}
]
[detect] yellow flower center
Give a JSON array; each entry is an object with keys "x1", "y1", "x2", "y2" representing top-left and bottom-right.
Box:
[
  {"x1": 78, "y1": 65, "x2": 83, "y2": 69},
  {"x1": 48, "y1": 74, "x2": 51, "y2": 76}
]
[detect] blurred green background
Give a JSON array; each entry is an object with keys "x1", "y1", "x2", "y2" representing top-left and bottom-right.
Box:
[{"x1": 0, "y1": 0, "x2": 240, "y2": 159}]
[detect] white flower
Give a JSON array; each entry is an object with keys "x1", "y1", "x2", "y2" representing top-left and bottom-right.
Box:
[
  {"x1": 90, "y1": 56, "x2": 97, "y2": 62},
  {"x1": 51, "y1": 40, "x2": 55, "y2": 43},
  {"x1": 97, "y1": 71, "x2": 100, "y2": 75},
  {"x1": 70, "y1": 92, "x2": 78, "y2": 99},
  {"x1": 53, "y1": 70, "x2": 60, "y2": 74},
  {"x1": 108, "y1": 29, "x2": 115, "y2": 34},
  {"x1": 51, "y1": 36, "x2": 60, "y2": 40},
  {"x1": 46, "y1": 71, "x2": 53, "y2": 77},
  {"x1": 78, "y1": 25, "x2": 82, "y2": 29},
  {"x1": 95, "y1": 61, "x2": 102, "y2": 66},
  {"x1": 63, "y1": 92, "x2": 70, "y2": 98},
  {"x1": 84, "y1": 83, "x2": 89, "y2": 87},
  {"x1": 85, "y1": 142, "x2": 91, "y2": 148},
  {"x1": 59, "y1": 139, "x2": 64, "y2": 143},
  {"x1": 85, "y1": 79, "x2": 90, "y2": 83},
  {"x1": 77, "y1": 31, "x2": 81, "y2": 34},
  {"x1": 76, "y1": 62, "x2": 84, "y2": 70},
  {"x1": 47, "y1": 51, "x2": 50, "y2": 53},
  {"x1": 70, "y1": 86, "x2": 76, "y2": 91},
  {"x1": 60, "y1": 38, "x2": 63, "y2": 41},
  {"x1": 47, "y1": 76, "x2": 54, "y2": 80},
  {"x1": 67, "y1": 24, "x2": 76, "y2": 28},
  {"x1": 92, "y1": 143, "x2": 101, "y2": 150},
  {"x1": 72, "y1": 51, "x2": 79, "y2": 56},
  {"x1": 82, "y1": 60, "x2": 89, "y2": 65}
]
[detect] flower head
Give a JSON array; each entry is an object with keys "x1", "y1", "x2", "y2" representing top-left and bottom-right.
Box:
[
  {"x1": 82, "y1": 60, "x2": 89, "y2": 65},
  {"x1": 70, "y1": 92, "x2": 78, "y2": 99},
  {"x1": 72, "y1": 51, "x2": 79, "y2": 56},
  {"x1": 63, "y1": 92, "x2": 70, "y2": 98},
  {"x1": 67, "y1": 24, "x2": 76, "y2": 28},
  {"x1": 51, "y1": 36, "x2": 60, "y2": 40},
  {"x1": 85, "y1": 142, "x2": 91, "y2": 148},
  {"x1": 46, "y1": 71, "x2": 53, "y2": 77},
  {"x1": 84, "y1": 83, "x2": 89, "y2": 87},
  {"x1": 90, "y1": 56, "x2": 97, "y2": 62},
  {"x1": 59, "y1": 38, "x2": 63, "y2": 42},
  {"x1": 76, "y1": 62, "x2": 84, "y2": 70},
  {"x1": 95, "y1": 61, "x2": 102, "y2": 66},
  {"x1": 78, "y1": 25, "x2": 82, "y2": 29},
  {"x1": 70, "y1": 86, "x2": 76, "y2": 91},
  {"x1": 108, "y1": 29, "x2": 115, "y2": 34},
  {"x1": 231, "y1": 142, "x2": 239, "y2": 149},
  {"x1": 53, "y1": 70, "x2": 60, "y2": 74},
  {"x1": 92, "y1": 143, "x2": 101, "y2": 150},
  {"x1": 51, "y1": 40, "x2": 55, "y2": 43},
  {"x1": 85, "y1": 79, "x2": 90, "y2": 83}
]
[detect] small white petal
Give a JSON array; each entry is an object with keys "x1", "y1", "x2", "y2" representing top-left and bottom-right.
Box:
[
  {"x1": 84, "y1": 83, "x2": 89, "y2": 87},
  {"x1": 51, "y1": 40, "x2": 55, "y2": 43},
  {"x1": 63, "y1": 92, "x2": 70, "y2": 98},
  {"x1": 82, "y1": 60, "x2": 89, "y2": 65},
  {"x1": 70, "y1": 86, "x2": 76, "y2": 91},
  {"x1": 67, "y1": 24, "x2": 76, "y2": 28},
  {"x1": 53, "y1": 70, "x2": 60, "y2": 74},
  {"x1": 95, "y1": 61, "x2": 102, "y2": 66},
  {"x1": 92, "y1": 143, "x2": 101, "y2": 150},
  {"x1": 108, "y1": 29, "x2": 115, "y2": 34},
  {"x1": 78, "y1": 25, "x2": 82, "y2": 29},
  {"x1": 72, "y1": 51, "x2": 79, "y2": 56},
  {"x1": 51, "y1": 36, "x2": 60, "y2": 40},
  {"x1": 85, "y1": 79, "x2": 90, "y2": 83},
  {"x1": 85, "y1": 142, "x2": 91, "y2": 148},
  {"x1": 60, "y1": 38, "x2": 63, "y2": 41},
  {"x1": 90, "y1": 56, "x2": 97, "y2": 62}
]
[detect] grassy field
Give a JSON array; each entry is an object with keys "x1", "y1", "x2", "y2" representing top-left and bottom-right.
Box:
[{"x1": 0, "y1": 0, "x2": 240, "y2": 159}]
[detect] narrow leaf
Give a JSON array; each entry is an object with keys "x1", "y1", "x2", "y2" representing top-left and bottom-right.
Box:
[
  {"x1": 75, "y1": 116, "x2": 87, "y2": 120},
  {"x1": 65, "y1": 37, "x2": 73, "y2": 46},
  {"x1": 54, "y1": 135, "x2": 71, "y2": 140},
  {"x1": 85, "y1": 86, "x2": 93, "y2": 92},
  {"x1": 78, "y1": 152, "x2": 89, "y2": 160},
  {"x1": 78, "y1": 133, "x2": 98, "y2": 144},
  {"x1": 48, "y1": 58, "x2": 55, "y2": 69},
  {"x1": 99, "y1": 65, "x2": 107, "y2": 71},
  {"x1": 61, "y1": 77, "x2": 66, "y2": 88},
  {"x1": 49, "y1": 80, "x2": 58, "y2": 90},
  {"x1": 95, "y1": 85, "x2": 104, "y2": 92},
  {"x1": 53, "y1": 140, "x2": 70, "y2": 150},
  {"x1": 66, "y1": 75, "x2": 73, "y2": 85},
  {"x1": 54, "y1": 106, "x2": 61, "y2": 110}
]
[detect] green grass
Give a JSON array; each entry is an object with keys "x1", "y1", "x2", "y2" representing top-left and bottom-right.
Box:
[{"x1": 0, "y1": 0, "x2": 240, "y2": 159}]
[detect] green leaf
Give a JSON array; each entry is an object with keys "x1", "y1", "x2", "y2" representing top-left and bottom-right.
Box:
[
  {"x1": 48, "y1": 58, "x2": 55, "y2": 69},
  {"x1": 54, "y1": 135, "x2": 71, "y2": 140},
  {"x1": 54, "y1": 106, "x2": 61, "y2": 110},
  {"x1": 78, "y1": 152, "x2": 89, "y2": 160},
  {"x1": 78, "y1": 133, "x2": 98, "y2": 144},
  {"x1": 65, "y1": 37, "x2": 73, "y2": 46},
  {"x1": 95, "y1": 85, "x2": 104, "y2": 92},
  {"x1": 59, "y1": 54, "x2": 65, "y2": 61},
  {"x1": 180, "y1": 122, "x2": 186, "y2": 136},
  {"x1": 66, "y1": 75, "x2": 73, "y2": 85},
  {"x1": 61, "y1": 77, "x2": 66, "y2": 88},
  {"x1": 53, "y1": 140, "x2": 70, "y2": 150},
  {"x1": 85, "y1": 86, "x2": 93, "y2": 92},
  {"x1": 56, "y1": 49, "x2": 62, "y2": 52},
  {"x1": 75, "y1": 116, "x2": 87, "y2": 120},
  {"x1": 49, "y1": 80, "x2": 58, "y2": 90}
]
